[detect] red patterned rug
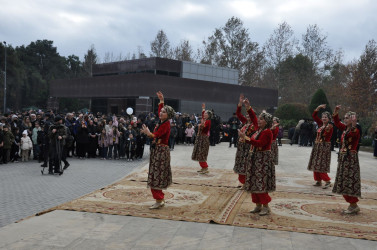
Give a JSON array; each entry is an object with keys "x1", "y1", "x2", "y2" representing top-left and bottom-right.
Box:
[{"x1": 53, "y1": 167, "x2": 377, "y2": 241}]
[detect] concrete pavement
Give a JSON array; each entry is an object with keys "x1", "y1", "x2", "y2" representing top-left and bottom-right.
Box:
[{"x1": 0, "y1": 143, "x2": 376, "y2": 249}]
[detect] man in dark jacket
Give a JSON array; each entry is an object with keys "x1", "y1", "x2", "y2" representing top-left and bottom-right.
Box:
[
  {"x1": 48, "y1": 116, "x2": 67, "y2": 174},
  {"x1": 228, "y1": 113, "x2": 240, "y2": 147}
]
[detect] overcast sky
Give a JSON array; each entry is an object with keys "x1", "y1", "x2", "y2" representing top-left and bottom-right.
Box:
[{"x1": 1, "y1": 0, "x2": 376, "y2": 63}]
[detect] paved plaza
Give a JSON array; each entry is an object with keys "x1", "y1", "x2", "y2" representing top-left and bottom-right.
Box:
[{"x1": 0, "y1": 143, "x2": 376, "y2": 249}]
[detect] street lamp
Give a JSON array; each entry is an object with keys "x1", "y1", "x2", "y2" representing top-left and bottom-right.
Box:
[{"x1": 3, "y1": 41, "x2": 6, "y2": 114}]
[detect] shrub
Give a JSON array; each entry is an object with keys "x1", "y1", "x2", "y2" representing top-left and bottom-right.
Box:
[
  {"x1": 308, "y1": 88, "x2": 332, "y2": 115},
  {"x1": 361, "y1": 137, "x2": 373, "y2": 147},
  {"x1": 275, "y1": 103, "x2": 310, "y2": 128}
]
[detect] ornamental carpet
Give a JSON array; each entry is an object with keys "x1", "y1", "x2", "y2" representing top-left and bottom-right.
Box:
[{"x1": 53, "y1": 166, "x2": 377, "y2": 241}]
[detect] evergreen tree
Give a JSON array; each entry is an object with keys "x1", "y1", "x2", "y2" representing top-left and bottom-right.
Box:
[{"x1": 308, "y1": 89, "x2": 331, "y2": 116}]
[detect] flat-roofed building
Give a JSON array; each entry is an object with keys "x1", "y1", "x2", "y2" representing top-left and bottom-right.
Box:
[{"x1": 50, "y1": 57, "x2": 277, "y2": 120}]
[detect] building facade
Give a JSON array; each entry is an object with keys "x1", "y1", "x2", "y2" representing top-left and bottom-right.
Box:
[{"x1": 50, "y1": 58, "x2": 278, "y2": 120}]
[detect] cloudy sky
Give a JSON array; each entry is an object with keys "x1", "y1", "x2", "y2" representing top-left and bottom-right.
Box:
[{"x1": 1, "y1": 0, "x2": 376, "y2": 63}]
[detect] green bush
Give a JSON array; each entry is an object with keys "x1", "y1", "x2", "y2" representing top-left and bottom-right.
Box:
[
  {"x1": 308, "y1": 88, "x2": 332, "y2": 115},
  {"x1": 280, "y1": 119, "x2": 297, "y2": 129},
  {"x1": 275, "y1": 103, "x2": 310, "y2": 127},
  {"x1": 358, "y1": 117, "x2": 374, "y2": 137},
  {"x1": 361, "y1": 137, "x2": 373, "y2": 147}
]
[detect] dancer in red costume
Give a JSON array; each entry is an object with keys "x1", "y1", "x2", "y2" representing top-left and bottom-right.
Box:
[
  {"x1": 192, "y1": 103, "x2": 212, "y2": 174},
  {"x1": 332, "y1": 105, "x2": 361, "y2": 214},
  {"x1": 271, "y1": 117, "x2": 280, "y2": 165},
  {"x1": 239, "y1": 98, "x2": 275, "y2": 216},
  {"x1": 307, "y1": 104, "x2": 333, "y2": 189},
  {"x1": 141, "y1": 91, "x2": 175, "y2": 209},
  {"x1": 233, "y1": 94, "x2": 256, "y2": 188}
]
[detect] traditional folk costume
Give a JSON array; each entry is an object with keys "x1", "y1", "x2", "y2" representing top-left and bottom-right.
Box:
[
  {"x1": 233, "y1": 104, "x2": 256, "y2": 185},
  {"x1": 147, "y1": 102, "x2": 173, "y2": 207},
  {"x1": 307, "y1": 110, "x2": 333, "y2": 188},
  {"x1": 332, "y1": 113, "x2": 361, "y2": 213},
  {"x1": 271, "y1": 125, "x2": 279, "y2": 165},
  {"x1": 192, "y1": 109, "x2": 211, "y2": 173},
  {"x1": 244, "y1": 107, "x2": 275, "y2": 215}
]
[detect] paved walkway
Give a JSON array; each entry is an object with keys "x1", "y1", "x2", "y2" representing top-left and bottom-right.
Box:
[
  {"x1": 0, "y1": 143, "x2": 376, "y2": 249},
  {"x1": 0, "y1": 152, "x2": 149, "y2": 228}
]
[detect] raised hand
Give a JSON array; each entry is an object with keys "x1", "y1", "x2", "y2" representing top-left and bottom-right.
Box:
[
  {"x1": 334, "y1": 105, "x2": 341, "y2": 112},
  {"x1": 140, "y1": 124, "x2": 151, "y2": 136},
  {"x1": 202, "y1": 103, "x2": 205, "y2": 110},
  {"x1": 317, "y1": 104, "x2": 326, "y2": 110},
  {"x1": 238, "y1": 129, "x2": 246, "y2": 139},
  {"x1": 243, "y1": 98, "x2": 251, "y2": 110},
  {"x1": 156, "y1": 91, "x2": 164, "y2": 102},
  {"x1": 351, "y1": 114, "x2": 357, "y2": 126},
  {"x1": 239, "y1": 94, "x2": 245, "y2": 105}
]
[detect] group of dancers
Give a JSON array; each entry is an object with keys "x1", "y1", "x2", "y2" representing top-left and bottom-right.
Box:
[{"x1": 140, "y1": 92, "x2": 362, "y2": 215}]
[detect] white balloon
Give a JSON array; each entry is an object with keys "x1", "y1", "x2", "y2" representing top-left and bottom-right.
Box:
[{"x1": 126, "y1": 107, "x2": 133, "y2": 115}]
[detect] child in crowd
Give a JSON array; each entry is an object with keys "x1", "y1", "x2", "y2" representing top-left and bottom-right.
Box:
[
  {"x1": 20, "y1": 130, "x2": 33, "y2": 162},
  {"x1": 125, "y1": 133, "x2": 136, "y2": 161},
  {"x1": 185, "y1": 124, "x2": 195, "y2": 145},
  {"x1": 98, "y1": 128, "x2": 109, "y2": 160}
]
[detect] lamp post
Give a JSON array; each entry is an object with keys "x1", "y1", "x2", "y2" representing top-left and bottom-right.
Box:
[{"x1": 3, "y1": 41, "x2": 6, "y2": 114}]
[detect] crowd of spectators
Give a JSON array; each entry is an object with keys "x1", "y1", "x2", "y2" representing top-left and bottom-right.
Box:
[{"x1": 0, "y1": 108, "x2": 265, "y2": 166}]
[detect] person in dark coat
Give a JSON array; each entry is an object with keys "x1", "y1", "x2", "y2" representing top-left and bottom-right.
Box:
[
  {"x1": 169, "y1": 122, "x2": 178, "y2": 150},
  {"x1": 228, "y1": 113, "x2": 240, "y2": 147},
  {"x1": 125, "y1": 133, "x2": 137, "y2": 161},
  {"x1": 48, "y1": 116, "x2": 67, "y2": 174},
  {"x1": 76, "y1": 121, "x2": 89, "y2": 159},
  {"x1": 87, "y1": 119, "x2": 97, "y2": 158}
]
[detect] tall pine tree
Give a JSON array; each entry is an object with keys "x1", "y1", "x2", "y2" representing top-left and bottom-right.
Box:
[{"x1": 308, "y1": 89, "x2": 331, "y2": 116}]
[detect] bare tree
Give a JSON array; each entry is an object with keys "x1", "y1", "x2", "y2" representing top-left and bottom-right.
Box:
[
  {"x1": 264, "y1": 21, "x2": 298, "y2": 69},
  {"x1": 83, "y1": 44, "x2": 98, "y2": 76},
  {"x1": 171, "y1": 40, "x2": 195, "y2": 62},
  {"x1": 347, "y1": 40, "x2": 377, "y2": 117},
  {"x1": 298, "y1": 24, "x2": 332, "y2": 70},
  {"x1": 150, "y1": 30, "x2": 171, "y2": 58},
  {"x1": 263, "y1": 21, "x2": 298, "y2": 92},
  {"x1": 200, "y1": 16, "x2": 264, "y2": 86}
]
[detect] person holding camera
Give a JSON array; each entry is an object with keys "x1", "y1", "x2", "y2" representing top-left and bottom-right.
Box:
[
  {"x1": 108, "y1": 125, "x2": 120, "y2": 159},
  {"x1": 48, "y1": 116, "x2": 67, "y2": 174},
  {"x1": 76, "y1": 120, "x2": 89, "y2": 159}
]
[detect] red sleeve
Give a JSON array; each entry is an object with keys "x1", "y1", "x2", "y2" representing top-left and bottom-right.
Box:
[
  {"x1": 246, "y1": 107, "x2": 258, "y2": 129},
  {"x1": 202, "y1": 109, "x2": 205, "y2": 117},
  {"x1": 158, "y1": 102, "x2": 164, "y2": 116},
  {"x1": 333, "y1": 113, "x2": 346, "y2": 131},
  {"x1": 236, "y1": 105, "x2": 247, "y2": 124},
  {"x1": 312, "y1": 110, "x2": 323, "y2": 127},
  {"x1": 250, "y1": 130, "x2": 272, "y2": 148}
]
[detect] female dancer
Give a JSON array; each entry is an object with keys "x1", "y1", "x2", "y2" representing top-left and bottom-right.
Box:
[
  {"x1": 307, "y1": 104, "x2": 333, "y2": 189},
  {"x1": 234, "y1": 94, "x2": 256, "y2": 188},
  {"x1": 141, "y1": 91, "x2": 175, "y2": 209},
  {"x1": 239, "y1": 98, "x2": 275, "y2": 216},
  {"x1": 192, "y1": 103, "x2": 212, "y2": 174},
  {"x1": 332, "y1": 105, "x2": 361, "y2": 214},
  {"x1": 271, "y1": 117, "x2": 280, "y2": 165}
]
